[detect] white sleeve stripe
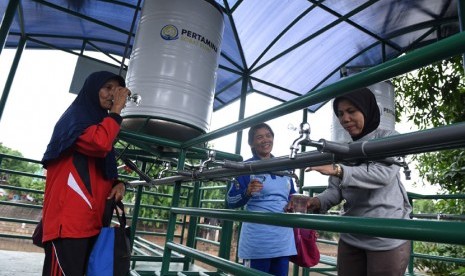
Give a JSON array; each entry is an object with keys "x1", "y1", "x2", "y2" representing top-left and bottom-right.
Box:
[{"x1": 227, "y1": 194, "x2": 243, "y2": 204}]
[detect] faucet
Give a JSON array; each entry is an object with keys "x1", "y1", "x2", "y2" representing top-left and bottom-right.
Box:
[
  {"x1": 395, "y1": 156, "x2": 412, "y2": 180},
  {"x1": 158, "y1": 162, "x2": 172, "y2": 179},
  {"x1": 289, "y1": 122, "x2": 311, "y2": 159},
  {"x1": 199, "y1": 150, "x2": 216, "y2": 172}
]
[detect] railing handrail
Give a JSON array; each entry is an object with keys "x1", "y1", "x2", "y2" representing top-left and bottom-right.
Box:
[{"x1": 171, "y1": 207, "x2": 465, "y2": 245}]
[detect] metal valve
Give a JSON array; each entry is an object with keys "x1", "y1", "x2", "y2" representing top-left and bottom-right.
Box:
[{"x1": 127, "y1": 93, "x2": 142, "y2": 106}]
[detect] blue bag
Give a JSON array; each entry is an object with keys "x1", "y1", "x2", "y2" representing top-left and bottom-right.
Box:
[{"x1": 87, "y1": 199, "x2": 131, "y2": 276}]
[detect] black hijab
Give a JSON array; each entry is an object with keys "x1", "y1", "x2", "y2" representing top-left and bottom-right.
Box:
[
  {"x1": 332, "y1": 87, "x2": 380, "y2": 141},
  {"x1": 41, "y1": 71, "x2": 125, "y2": 179}
]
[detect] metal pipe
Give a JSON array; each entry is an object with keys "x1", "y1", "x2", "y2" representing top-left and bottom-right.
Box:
[
  {"x1": 341, "y1": 122, "x2": 465, "y2": 162},
  {"x1": 128, "y1": 122, "x2": 465, "y2": 186}
]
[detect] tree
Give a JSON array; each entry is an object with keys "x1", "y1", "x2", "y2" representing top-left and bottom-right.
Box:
[
  {"x1": 393, "y1": 55, "x2": 465, "y2": 193},
  {"x1": 0, "y1": 143, "x2": 45, "y2": 189},
  {"x1": 393, "y1": 55, "x2": 465, "y2": 275}
]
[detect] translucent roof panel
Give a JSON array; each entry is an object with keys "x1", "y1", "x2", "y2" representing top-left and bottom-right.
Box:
[{"x1": 1, "y1": 0, "x2": 461, "y2": 113}]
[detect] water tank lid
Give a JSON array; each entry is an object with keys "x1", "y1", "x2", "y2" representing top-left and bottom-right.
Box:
[{"x1": 204, "y1": 0, "x2": 224, "y2": 16}]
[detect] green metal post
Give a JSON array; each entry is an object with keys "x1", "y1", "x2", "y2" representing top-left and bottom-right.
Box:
[
  {"x1": 129, "y1": 161, "x2": 146, "y2": 270},
  {"x1": 216, "y1": 75, "x2": 248, "y2": 269},
  {"x1": 0, "y1": 36, "x2": 25, "y2": 123},
  {"x1": 0, "y1": 0, "x2": 19, "y2": 56},
  {"x1": 407, "y1": 197, "x2": 415, "y2": 274},
  {"x1": 235, "y1": 74, "x2": 248, "y2": 155},
  {"x1": 298, "y1": 109, "x2": 308, "y2": 193},
  {"x1": 160, "y1": 150, "x2": 186, "y2": 276},
  {"x1": 218, "y1": 202, "x2": 233, "y2": 261},
  {"x1": 183, "y1": 180, "x2": 201, "y2": 269}
]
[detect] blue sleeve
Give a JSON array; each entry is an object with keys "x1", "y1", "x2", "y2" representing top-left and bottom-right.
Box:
[
  {"x1": 226, "y1": 174, "x2": 251, "y2": 209},
  {"x1": 286, "y1": 177, "x2": 297, "y2": 201},
  {"x1": 289, "y1": 177, "x2": 297, "y2": 196}
]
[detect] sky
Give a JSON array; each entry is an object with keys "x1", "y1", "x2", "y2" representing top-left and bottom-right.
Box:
[{"x1": 0, "y1": 49, "x2": 438, "y2": 193}]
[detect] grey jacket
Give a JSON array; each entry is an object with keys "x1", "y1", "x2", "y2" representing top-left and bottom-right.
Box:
[{"x1": 316, "y1": 128, "x2": 412, "y2": 250}]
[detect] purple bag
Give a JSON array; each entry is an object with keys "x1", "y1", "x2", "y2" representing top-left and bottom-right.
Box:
[
  {"x1": 32, "y1": 219, "x2": 44, "y2": 248},
  {"x1": 290, "y1": 228, "x2": 320, "y2": 267}
]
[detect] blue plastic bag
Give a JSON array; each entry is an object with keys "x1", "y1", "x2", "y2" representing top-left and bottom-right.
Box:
[
  {"x1": 87, "y1": 227, "x2": 115, "y2": 275},
  {"x1": 87, "y1": 200, "x2": 131, "y2": 276}
]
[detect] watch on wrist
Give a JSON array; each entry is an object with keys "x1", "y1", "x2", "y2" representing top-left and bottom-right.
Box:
[{"x1": 335, "y1": 164, "x2": 343, "y2": 178}]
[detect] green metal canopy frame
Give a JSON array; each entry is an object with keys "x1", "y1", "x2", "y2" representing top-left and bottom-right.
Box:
[{"x1": 1, "y1": 1, "x2": 465, "y2": 275}]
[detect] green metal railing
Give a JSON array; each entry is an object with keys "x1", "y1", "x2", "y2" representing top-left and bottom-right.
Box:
[{"x1": 2, "y1": 148, "x2": 465, "y2": 276}]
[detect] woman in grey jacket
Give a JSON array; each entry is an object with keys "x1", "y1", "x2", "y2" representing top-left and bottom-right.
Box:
[{"x1": 306, "y1": 88, "x2": 412, "y2": 276}]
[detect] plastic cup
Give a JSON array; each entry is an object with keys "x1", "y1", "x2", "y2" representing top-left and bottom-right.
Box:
[
  {"x1": 291, "y1": 194, "x2": 310, "y2": 213},
  {"x1": 250, "y1": 174, "x2": 266, "y2": 197}
]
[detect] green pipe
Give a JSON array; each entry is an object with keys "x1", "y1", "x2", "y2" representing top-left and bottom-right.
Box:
[
  {"x1": 171, "y1": 208, "x2": 465, "y2": 245},
  {"x1": 129, "y1": 162, "x2": 146, "y2": 257},
  {"x1": 409, "y1": 193, "x2": 465, "y2": 200},
  {"x1": 194, "y1": 237, "x2": 220, "y2": 246},
  {"x1": 160, "y1": 180, "x2": 183, "y2": 274},
  {"x1": 0, "y1": 0, "x2": 19, "y2": 55},
  {"x1": 182, "y1": 31, "x2": 465, "y2": 148},
  {"x1": 0, "y1": 217, "x2": 39, "y2": 224},
  {"x1": 218, "y1": 180, "x2": 233, "y2": 264},
  {"x1": 185, "y1": 181, "x2": 201, "y2": 267},
  {"x1": 0, "y1": 168, "x2": 45, "y2": 179},
  {"x1": 0, "y1": 153, "x2": 42, "y2": 164},
  {"x1": 199, "y1": 185, "x2": 227, "y2": 190},
  {"x1": 118, "y1": 130, "x2": 242, "y2": 161},
  {"x1": 197, "y1": 224, "x2": 222, "y2": 230},
  {"x1": 0, "y1": 200, "x2": 42, "y2": 209},
  {"x1": 165, "y1": 242, "x2": 270, "y2": 276},
  {"x1": 0, "y1": 233, "x2": 32, "y2": 240},
  {"x1": 412, "y1": 253, "x2": 465, "y2": 265},
  {"x1": 130, "y1": 255, "x2": 184, "y2": 262},
  {"x1": 298, "y1": 109, "x2": 308, "y2": 193},
  {"x1": 235, "y1": 75, "x2": 247, "y2": 155},
  {"x1": 0, "y1": 184, "x2": 44, "y2": 194},
  {"x1": 0, "y1": 35, "x2": 25, "y2": 122},
  {"x1": 160, "y1": 150, "x2": 187, "y2": 275}
]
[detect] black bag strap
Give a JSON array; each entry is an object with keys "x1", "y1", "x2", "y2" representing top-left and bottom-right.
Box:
[
  {"x1": 114, "y1": 200, "x2": 127, "y2": 228},
  {"x1": 102, "y1": 198, "x2": 127, "y2": 228},
  {"x1": 102, "y1": 198, "x2": 115, "y2": 227}
]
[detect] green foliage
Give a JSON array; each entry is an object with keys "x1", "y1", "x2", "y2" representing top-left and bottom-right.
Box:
[
  {"x1": 392, "y1": 55, "x2": 465, "y2": 194},
  {"x1": 0, "y1": 143, "x2": 45, "y2": 200},
  {"x1": 412, "y1": 199, "x2": 436, "y2": 214},
  {"x1": 393, "y1": 56, "x2": 465, "y2": 127},
  {"x1": 413, "y1": 242, "x2": 465, "y2": 275},
  {"x1": 199, "y1": 181, "x2": 227, "y2": 209},
  {"x1": 392, "y1": 55, "x2": 465, "y2": 275}
]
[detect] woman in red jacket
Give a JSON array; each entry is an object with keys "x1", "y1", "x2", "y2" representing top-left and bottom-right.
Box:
[{"x1": 41, "y1": 71, "x2": 130, "y2": 276}]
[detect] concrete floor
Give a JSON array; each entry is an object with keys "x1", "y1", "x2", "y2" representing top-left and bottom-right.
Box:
[
  {"x1": 0, "y1": 250, "x2": 44, "y2": 276},
  {"x1": 0, "y1": 249, "x2": 207, "y2": 276}
]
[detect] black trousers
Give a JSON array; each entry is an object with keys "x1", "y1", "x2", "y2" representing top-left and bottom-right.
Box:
[{"x1": 42, "y1": 236, "x2": 97, "y2": 276}]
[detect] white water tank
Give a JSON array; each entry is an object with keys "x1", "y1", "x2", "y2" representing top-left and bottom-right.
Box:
[
  {"x1": 121, "y1": 0, "x2": 224, "y2": 142},
  {"x1": 331, "y1": 81, "x2": 395, "y2": 142}
]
